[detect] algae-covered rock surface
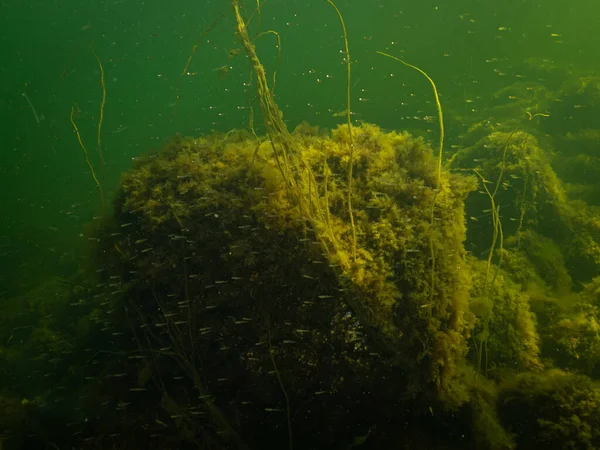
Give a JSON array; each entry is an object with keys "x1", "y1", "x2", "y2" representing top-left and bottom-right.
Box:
[{"x1": 87, "y1": 122, "x2": 480, "y2": 448}]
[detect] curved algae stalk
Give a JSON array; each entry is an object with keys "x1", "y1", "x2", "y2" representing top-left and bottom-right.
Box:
[
  {"x1": 376, "y1": 52, "x2": 444, "y2": 186},
  {"x1": 376, "y1": 51, "x2": 445, "y2": 308},
  {"x1": 89, "y1": 44, "x2": 106, "y2": 168},
  {"x1": 253, "y1": 29, "x2": 281, "y2": 93},
  {"x1": 473, "y1": 168, "x2": 503, "y2": 375},
  {"x1": 233, "y1": 0, "x2": 332, "y2": 247},
  {"x1": 326, "y1": 0, "x2": 357, "y2": 262},
  {"x1": 175, "y1": 12, "x2": 228, "y2": 111},
  {"x1": 232, "y1": 0, "x2": 358, "y2": 264},
  {"x1": 21, "y1": 92, "x2": 40, "y2": 124},
  {"x1": 70, "y1": 103, "x2": 105, "y2": 207},
  {"x1": 232, "y1": 0, "x2": 293, "y2": 181}
]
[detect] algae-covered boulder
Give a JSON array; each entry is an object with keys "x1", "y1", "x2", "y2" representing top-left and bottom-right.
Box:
[
  {"x1": 451, "y1": 130, "x2": 565, "y2": 252},
  {"x1": 91, "y1": 122, "x2": 478, "y2": 447},
  {"x1": 542, "y1": 276, "x2": 600, "y2": 377},
  {"x1": 468, "y1": 256, "x2": 542, "y2": 374},
  {"x1": 452, "y1": 129, "x2": 600, "y2": 284},
  {"x1": 543, "y1": 76, "x2": 600, "y2": 156},
  {"x1": 498, "y1": 370, "x2": 600, "y2": 450}
]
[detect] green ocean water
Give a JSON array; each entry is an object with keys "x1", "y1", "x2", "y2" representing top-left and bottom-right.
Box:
[
  {"x1": 1, "y1": 0, "x2": 600, "y2": 449},
  {"x1": 1, "y1": 0, "x2": 596, "y2": 293}
]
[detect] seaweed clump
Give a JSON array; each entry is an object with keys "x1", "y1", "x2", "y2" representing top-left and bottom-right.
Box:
[
  {"x1": 542, "y1": 276, "x2": 600, "y2": 376},
  {"x1": 452, "y1": 128, "x2": 600, "y2": 284},
  {"x1": 498, "y1": 370, "x2": 600, "y2": 450},
  {"x1": 88, "y1": 119, "x2": 478, "y2": 447},
  {"x1": 468, "y1": 256, "x2": 542, "y2": 374}
]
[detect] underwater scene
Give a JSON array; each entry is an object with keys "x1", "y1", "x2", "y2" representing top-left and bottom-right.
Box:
[{"x1": 1, "y1": 0, "x2": 600, "y2": 448}]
